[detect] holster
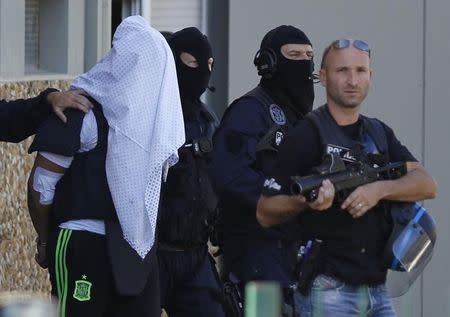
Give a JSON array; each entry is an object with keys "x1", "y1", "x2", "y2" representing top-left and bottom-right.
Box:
[
  {"x1": 221, "y1": 272, "x2": 244, "y2": 317},
  {"x1": 295, "y1": 239, "x2": 323, "y2": 296}
]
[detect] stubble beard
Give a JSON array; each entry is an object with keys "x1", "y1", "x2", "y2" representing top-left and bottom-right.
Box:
[{"x1": 328, "y1": 86, "x2": 369, "y2": 110}]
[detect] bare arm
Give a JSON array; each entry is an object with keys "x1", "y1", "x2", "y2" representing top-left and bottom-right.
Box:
[
  {"x1": 27, "y1": 154, "x2": 66, "y2": 267},
  {"x1": 256, "y1": 194, "x2": 307, "y2": 227},
  {"x1": 257, "y1": 180, "x2": 335, "y2": 227},
  {"x1": 342, "y1": 162, "x2": 438, "y2": 218},
  {"x1": 377, "y1": 162, "x2": 437, "y2": 201}
]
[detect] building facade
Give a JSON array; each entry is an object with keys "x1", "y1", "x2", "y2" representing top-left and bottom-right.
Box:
[{"x1": 1, "y1": 1, "x2": 449, "y2": 316}]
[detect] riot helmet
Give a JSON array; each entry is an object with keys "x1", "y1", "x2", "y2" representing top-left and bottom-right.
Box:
[{"x1": 384, "y1": 202, "x2": 437, "y2": 297}]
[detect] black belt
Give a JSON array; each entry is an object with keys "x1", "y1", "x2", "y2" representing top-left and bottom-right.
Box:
[
  {"x1": 245, "y1": 238, "x2": 298, "y2": 249},
  {"x1": 157, "y1": 242, "x2": 205, "y2": 252}
]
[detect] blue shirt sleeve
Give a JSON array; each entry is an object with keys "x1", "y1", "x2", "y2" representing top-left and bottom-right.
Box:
[{"x1": 211, "y1": 97, "x2": 270, "y2": 210}]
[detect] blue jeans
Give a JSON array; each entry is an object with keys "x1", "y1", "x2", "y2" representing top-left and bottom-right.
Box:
[{"x1": 297, "y1": 274, "x2": 396, "y2": 317}]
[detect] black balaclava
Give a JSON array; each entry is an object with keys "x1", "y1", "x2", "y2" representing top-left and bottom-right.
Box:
[
  {"x1": 258, "y1": 25, "x2": 314, "y2": 117},
  {"x1": 168, "y1": 27, "x2": 213, "y2": 120}
]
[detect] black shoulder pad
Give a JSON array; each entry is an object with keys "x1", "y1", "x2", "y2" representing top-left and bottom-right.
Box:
[
  {"x1": 200, "y1": 102, "x2": 219, "y2": 125},
  {"x1": 304, "y1": 106, "x2": 325, "y2": 144},
  {"x1": 361, "y1": 115, "x2": 388, "y2": 154},
  {"x1": 28, "y1": 109, "x2": 86, "y2": 156},
  {"x1": 243, "y1": 85, "x2": 274, "y2": 108}
]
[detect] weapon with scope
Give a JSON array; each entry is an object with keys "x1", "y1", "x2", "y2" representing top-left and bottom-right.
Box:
[{"x1": 290, "y1": 154, "x2": 407, "y2": 201}]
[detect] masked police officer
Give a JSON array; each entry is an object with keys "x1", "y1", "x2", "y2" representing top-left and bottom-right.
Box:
[
  {"x1": 210, "y1": 25, "x2": 315, "y2": 315},
  {"x1": 157, "y1": 27, "x2": 225, "y2": 317},
  {"x1": 257, "y1": 39, "x2": 438, "y2": 317}
]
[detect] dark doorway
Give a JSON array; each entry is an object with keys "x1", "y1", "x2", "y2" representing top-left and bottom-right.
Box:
[{"x1": 111, "y1": 0, "x2": 123, "y2": 42}]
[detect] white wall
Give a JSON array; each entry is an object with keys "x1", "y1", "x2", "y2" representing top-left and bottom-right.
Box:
[{"x1": 422, "y1": 0, "x2": 450, "y2": 316}]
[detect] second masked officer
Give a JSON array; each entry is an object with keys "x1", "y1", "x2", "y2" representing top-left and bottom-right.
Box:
[
  {"x1": 158, "y1": 27, "x2": 226, "y2": 317},
  {"x1": 211, "y1": 25, "x2": 315, "y2": 314}
]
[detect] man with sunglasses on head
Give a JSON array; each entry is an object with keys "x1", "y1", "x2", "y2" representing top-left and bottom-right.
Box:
[
  {"x1": 210, "y1": 25, "x2": 315, "y2": 316},
  {"x1": 256, "y1": 39, "x2": 437, "y2": 316}
]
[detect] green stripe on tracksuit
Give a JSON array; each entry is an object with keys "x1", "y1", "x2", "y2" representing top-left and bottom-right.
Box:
[{"x1": 55, "y1": 229, "x2": 73, "y2": 317}]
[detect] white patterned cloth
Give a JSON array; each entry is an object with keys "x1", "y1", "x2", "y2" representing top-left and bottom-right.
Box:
[{"x1": 71, "y1": 16, "x2": 185, "y2": 258}]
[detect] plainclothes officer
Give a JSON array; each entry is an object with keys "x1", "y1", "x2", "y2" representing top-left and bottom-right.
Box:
[{"x1": 257, "y1": 39, "x2": 437, "y2": 317}]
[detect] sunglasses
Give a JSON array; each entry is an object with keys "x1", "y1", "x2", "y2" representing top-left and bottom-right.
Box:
[{"x1": 332, "y1": 39, "x2": 371, "y2": 58}]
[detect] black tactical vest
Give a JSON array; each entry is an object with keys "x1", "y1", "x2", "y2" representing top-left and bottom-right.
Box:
[
  {"x1": 220, "y1": 85, "x2": 303, "y2": 243},
  {"x1": 246, "y1": 86, "x2": 298, "y2": 158},
  {"x1": 301, "y1": 104, "x2": 393, "y2": 285},
  {"x1": 157, "y1": 103, "x2": 219, "y2": 246},
  {"x1": 307, "y1": 105, "x2": 388, "y2": 162}
]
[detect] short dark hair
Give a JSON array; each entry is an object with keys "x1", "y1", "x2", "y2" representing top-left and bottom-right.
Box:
[{"x1": 320, "y1": 42, "x2": 335, "y2": 69}]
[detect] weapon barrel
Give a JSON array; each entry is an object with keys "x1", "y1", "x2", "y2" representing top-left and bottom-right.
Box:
[
  {"x1": 290, "y1": 161, "x2": 407, "y2": 201},
  {"x1": 291, "y1": 170, "x2": 361, "y2": 200}
]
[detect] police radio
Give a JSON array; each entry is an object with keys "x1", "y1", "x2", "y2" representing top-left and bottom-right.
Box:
[{"x1": 184, "y1": 137, "x2": 213, "y2": 157}]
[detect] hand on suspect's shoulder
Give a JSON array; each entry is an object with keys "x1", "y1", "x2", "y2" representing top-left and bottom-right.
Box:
[{"x1": 47, "y1": 89, "x2": 93, "y2": 123}]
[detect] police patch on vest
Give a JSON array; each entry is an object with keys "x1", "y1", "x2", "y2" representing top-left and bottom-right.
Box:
[
  {"x1": 73, "y1": 275, "x2": 92, "y2": 302},
  {"x1": 269, "y1": 104, "x2": 286, "y2": 125},
  {"x1": 326, "y1": 144, "x2": 356, "y2": 162},
  {"x1": 275, "y1": 131, "x2": 284, "y2": 146}
]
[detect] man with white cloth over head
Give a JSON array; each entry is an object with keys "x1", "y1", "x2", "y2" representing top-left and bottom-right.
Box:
[{"x1": 26, "y1": 16, "x2": 185, "y2": 317}]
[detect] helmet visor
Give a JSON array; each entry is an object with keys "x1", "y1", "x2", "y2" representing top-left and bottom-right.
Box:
[
  {"x1": 387, "y1": 217, "x2": 435, "y2": 297},
  {"x1": 391, "y1": 220, "x2": 434, "y2": 272}
]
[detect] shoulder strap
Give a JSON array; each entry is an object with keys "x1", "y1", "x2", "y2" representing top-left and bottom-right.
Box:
[
  {"x1": 304, "y1": 104, "x2": 330, "y2": 145},
  {"x1": 200, "y1": 102, "x2": 219, "y2": 139},
  {"x1": 360, "y1": 116, "x2": 388, "y2": 154},
  {"x1": 220, "y1": 85, "x2": 274, "y2": 126},
  {"x1": 243, "y1": 85, "x2": 275, "y2": 109}
]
